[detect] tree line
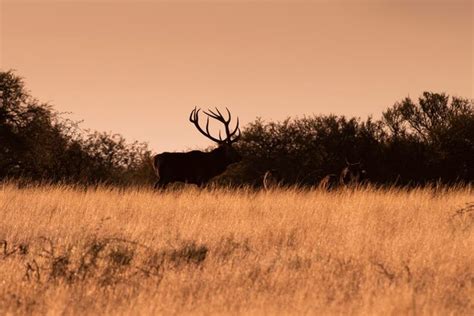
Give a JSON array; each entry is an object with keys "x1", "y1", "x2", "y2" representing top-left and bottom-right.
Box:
[
  {"x1": 1, "y1": 71, "x2": 473, "y2": 187},
  {"x1": 0, "y1": 71, "x2": 154, "y2": 186}
]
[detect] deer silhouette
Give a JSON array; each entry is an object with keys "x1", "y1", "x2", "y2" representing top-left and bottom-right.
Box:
[{"x1": 153, "y1": 107, "x2": 241, "y2": 189}]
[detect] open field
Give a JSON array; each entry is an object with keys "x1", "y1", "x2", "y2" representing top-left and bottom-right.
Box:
[{"x1": 0, "y1": 183, "x2": 473, "y2": 315}]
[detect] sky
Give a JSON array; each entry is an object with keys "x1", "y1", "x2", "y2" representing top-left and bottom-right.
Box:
[{"x1": 1, "y1": 0, "x2": 472, "y2": 152}]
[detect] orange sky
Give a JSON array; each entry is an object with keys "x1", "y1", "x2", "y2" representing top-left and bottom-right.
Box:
[{"x1": 1, "y1": 0, "x2": 472, "y2": 152}]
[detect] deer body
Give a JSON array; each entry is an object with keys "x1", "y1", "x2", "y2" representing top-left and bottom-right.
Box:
[
  {"x1": 153, "y1": 107, "x2": 241, "y2": 189},
  {"x1": 153, "y1": 146, "x2": 240, "y2": 188}
]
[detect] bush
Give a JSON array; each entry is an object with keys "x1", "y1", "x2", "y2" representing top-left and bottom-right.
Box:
[
  {"x1": 0, "y1": 71, "x2": 154, "y2": 185},
  {"x1": 230, "y1": 92, "x2": 473, "y2": 187}
]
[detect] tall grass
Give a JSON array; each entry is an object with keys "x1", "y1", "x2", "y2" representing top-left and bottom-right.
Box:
[{"x1": 0, "y1": 183, "x2": 473, "y2": 315}]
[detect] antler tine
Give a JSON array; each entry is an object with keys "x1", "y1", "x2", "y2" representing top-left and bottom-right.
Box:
[
  {"x1": 210, "y1": 107, "x2": 233, "y2": 124},
  {"x1": 225, "y1": 107, "x2": 232, "y2": 123},
  {"x1": 229, "y1": 121, "x2": 241, "y2": 143},
  {"x1": 228, "y1": 116, "x2": 241, "y2": 143},
  {"x1": 217, "y1": 107, "x2": 232, "y2": 123},
  {"x1": 229, "y1": 117, "x2": 240, "y2": 136},
  {"x1": 189, "y1": 107, "x2": 195, "y2": 122},
  {"x1": 205, "y1": 116, "x2": 212, "y2": 136},
  {"x1": 189, "y1": 107, "x2": 222, "y2": 143},
  {"x1": 215, "y1": 107, "x2": 224, "y2": 118},
  {"x1": 189, "y1": 107, "x2": 200, "y2": 122},
  {"x1": 204, "y1": 108, "x2": 226, "y2": 122},
  {"x1": 205, "y1": 116, "x2": 223, "y2": 143},
  {"x1": 224, "y1": 107, "x2": 241, "y2": 142},
  {"x1": 203, "y1": 108, "x2": 215, "y2": 116}
]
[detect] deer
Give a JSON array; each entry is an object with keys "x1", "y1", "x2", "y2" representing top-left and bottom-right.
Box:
[
  {"x1": 339, "y1": 159, "x2": 367, "y2": 187},
  {"x1": 153, "y1": 107, "x2": 241, "y2": 189},
  {"x1": 318, "y1": 159, "x2": 367, "y2": 190}
]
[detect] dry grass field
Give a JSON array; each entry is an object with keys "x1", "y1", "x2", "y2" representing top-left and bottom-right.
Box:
[{"x1": 0, "y1": 183, "x2": 473, "y2": 315}]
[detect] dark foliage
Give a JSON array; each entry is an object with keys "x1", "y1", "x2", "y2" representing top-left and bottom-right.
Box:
[
  {"x1": 1, "y1": 71, "x2": 472, "y2": 187},
  {"x1": 381, "y1": 92, "x2": 474, "y2": 184},
  {"x1": 0, "y1": 71, "x2": 154, "y2": 185},
  {"x1": 230, "y1": 92, "x2": 473, "y2": 186},
  {"x1": 229, "y1": 115, "x2": 382, "y2": 186}
]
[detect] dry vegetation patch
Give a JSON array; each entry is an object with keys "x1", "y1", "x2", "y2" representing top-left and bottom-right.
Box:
[{"x1": 0, "y1": 183, "x2": 473, "y2": 315}]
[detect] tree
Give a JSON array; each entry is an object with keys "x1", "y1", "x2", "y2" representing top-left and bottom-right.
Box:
[
  {"x1": 382, "y1": 92, "x2": 474, "y2": 183},
  {"x1": 0, "y1": 71, "x2": 154, "y2": 185}
]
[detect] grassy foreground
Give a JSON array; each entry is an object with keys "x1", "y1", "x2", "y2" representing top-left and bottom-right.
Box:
[{"x1": 0, "y1": 183, "x2": 473, "y2": 315}]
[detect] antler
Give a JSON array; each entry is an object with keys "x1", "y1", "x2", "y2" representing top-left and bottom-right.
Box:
[
  {"x1": 189, "y1": 107, "x2": 222, "y2": 143},
  {"x1": 189, "y1": 107, "x2": 241, "y2": 144},
  {"x1": 204, "y1": 107, "x2": 241, "y2": 143}
]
